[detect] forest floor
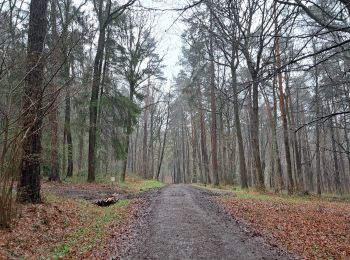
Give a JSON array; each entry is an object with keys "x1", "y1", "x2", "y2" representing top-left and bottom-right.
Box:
[
  {"x1": 203, "y1": 185, "x2": 350, "y2": 260},
  {"x1": 116, "y1": 184, "x2": 296, "y2": 260},
  {"x1": 2, "y1": 182, "x2": 349, "y2": 259},
  {"x1": 0, "y1": 177, "x2": 164, "y2": 259}
]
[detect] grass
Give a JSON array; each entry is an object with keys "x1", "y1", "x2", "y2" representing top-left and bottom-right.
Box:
[
  {"x1": 62, "y1": 173, "x2": 112, "y2": 184},
  {"x1": 60, "y1": 173, "x2": 166, "y2": 193},
  {"x1": 0, "y1": 192, "x2": 133, "y2": 259},
  {"x1": 50, "y1": 197, "x2": 130, "y2": 259},
  {"x1": 2, "y1": 174, "x2": 162, "y2": 260},
  {"x1": 44, "y1": 176, "x2": 165, "y2": 258},
  {"x1": 118, "y1": 177, "x2": 165, "y2": 192},
  {"x1": 192, "y1": 183, "x2": 350, "y2": 204}
]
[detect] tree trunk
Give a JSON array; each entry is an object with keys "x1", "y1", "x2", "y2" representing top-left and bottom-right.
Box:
[
  {"x1": 198, "y1": 83, "x2": 210, "y2": 185},
  {"x1": 251, "y1": 79, "x2": 265, "y2": 190},
  {"x1": 231, "y1": 62, "x2": 248, "y2": 189},
  {"x1": 142, "y1": 83, "x2": 150, "y2": 179},
  {"x1": 121, "y1": 90, "x2": 134, "y2": 182},
  {"x1": 191, "y1": 114, "x2": 198, "y2": 183},
  {"x1": 181, "y1": 110, "x2": 186, "y2": 183},
  {"x1": 77, "y1": 128, "x2": 84, "y2": 171},
  {"x1": 17, "y1": 0, "x2": 49, "y2": 203},
  {"x1": 209, "y1": 16, "x2": 219, "y2": 186},
  {"x1": 287, "y1": 83, "x2": 303, "y2": 193},
  {"x1": 155, "y1": 101, "x2": 170, "y2": 180},
  {"x1": 329, "y1": 115, "x2": 342, "y2": 194},
  {"x1": 149, "y1": 95, "x2": 155, "y2": 179},
  {"x1": 64, "y1": 62, "x2": 73, "y2": 177},
  {"x1": 48, "y1": 0, "x2": 60, "y2": 182},
  {"x1": 88, "y1": 24, "x2": 106, "y2": 182},
  {"x1": 314, "y1": 49, "x2": 321, "y2": 195},
  {"x1": 274, "y1": 17, "x2": 294, "y2": 193}
]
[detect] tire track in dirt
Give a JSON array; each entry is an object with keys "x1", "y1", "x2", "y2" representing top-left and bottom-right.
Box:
[{"x1": 118, "y1": 184, "x2": 297, "y2": 260}]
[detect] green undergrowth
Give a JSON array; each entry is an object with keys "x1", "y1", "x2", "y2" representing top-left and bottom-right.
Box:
[
  {"x1": 192, "y1": 183, "x2": 350, "y2": 204},
  {"x1": 63, "y1": 173, "x2": 111, "y2": 184},
  {"x1": 48, "y1": 195, "x2": 130, "y2": 259},
  {"x1": 118, "y1": 178, "x2": 165, "y2": 192},
  {"x1": 58, "y1": 173, "x2": 165, "y2": 193}
]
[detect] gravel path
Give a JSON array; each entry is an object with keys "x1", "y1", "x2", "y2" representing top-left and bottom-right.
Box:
[{"x1": 119, "y1": 184, "x2": 297, "y2": 260}]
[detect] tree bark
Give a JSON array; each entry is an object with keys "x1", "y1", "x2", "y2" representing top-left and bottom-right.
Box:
[
  {"x1": 48, "y1": 0, "x2": 60, "y2": 182},
  {"x1": 17, "y1": 0, "x2": 49, "y2": 203},
  {"x1": 121, "y1": 89, "x2": 134, "y2": 182},
  {"x1": 64, "y1": 61, "x2": 73, "y2": 177},
  {"x1": 209, "y1": 15, "x2": 219, "y2": 186},
  {"x1": 251, "y1": 79, "x2": 265, "y2": 190},
  {"x1": 274, "y1": 11, "x2": 294, "y2": 193},
  {"x1": 155, "y1": 101, "x2": 170, "y2": 180},
  {"x1": 191, "y1": 113, "x2": 198, "y2": 183},
  {"x1": 329, "y1": 115, "x2": 342, "y2": 194},
  {"x1": 287, "y1": 83, "x2": 303, "y2": 193},
  {"x1": 314, "y1": 46, "x2": 321, "y2": 195},
  {"x1": 198, "y1": 83, "x2": 210, "y2": 185},
  {"x1": 142, "y1": 81, "x2": 150, "y2": 179},
  {"x1": 88, "y1": 23, "x2": 106, "y2": 182},
  {"x1": 231, "y1": 62, "x2": 248, "y2": 189}
]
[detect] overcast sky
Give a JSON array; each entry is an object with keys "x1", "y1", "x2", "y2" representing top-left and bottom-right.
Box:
[{"x1": 141, "y1": 0, "x2": 188, "y2": 88}]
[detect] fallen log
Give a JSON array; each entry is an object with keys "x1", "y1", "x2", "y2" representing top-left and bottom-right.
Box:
[{"x1": 93, "y1": 196, "x2": 119, "y2": 207}]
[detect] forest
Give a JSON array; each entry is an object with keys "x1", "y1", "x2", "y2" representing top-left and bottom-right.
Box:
[{"x1": 1, "y1": 0, "x2": 350, "y2": 259}]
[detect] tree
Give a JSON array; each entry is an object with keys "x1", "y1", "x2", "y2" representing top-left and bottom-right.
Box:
[
  {"x1": 48, "y1": 0, "x2": 60, "y2": 182},
  {"x1": 114, "y1": 13, "x2": 163, "y2": 182},
  {"x1": 17, "y1": 0, "x2": 49, "y2": 203},
  {"x1": 208, "y1": 12, "x2": 219, "y2": 186},
  {"x1": 274, "y1": 4, "x2": 294, "y2": 193},
  {"x1": 88, "y1": 0, "x2": 136, "y2": 182}
]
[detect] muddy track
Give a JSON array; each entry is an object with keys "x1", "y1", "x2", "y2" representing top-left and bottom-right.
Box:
[{"x1": 116, "y1": 184, "x2": 297, "y2": 260}]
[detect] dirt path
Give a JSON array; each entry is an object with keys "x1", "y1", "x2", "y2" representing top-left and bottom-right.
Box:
[{"x1": 118, "y1": 184, "x2": 296, "y2": 260}]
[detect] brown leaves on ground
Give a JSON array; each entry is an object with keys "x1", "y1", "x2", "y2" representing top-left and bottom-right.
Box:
[
  {"x1": 0, "y1": 196, "x2": 82, "y2": 259},
  {"x1": 218, "y1": 196, "x2": 350, "y2": 260},
  {"x1": 41, "y1": 181, "x2": 128, "y2": 201},
  {"x1": 87, "y1": 198, "x2": 144, "y2": 259},
  {"x1": 0, "y1": 191, "x2": 141, "y2": 259}
]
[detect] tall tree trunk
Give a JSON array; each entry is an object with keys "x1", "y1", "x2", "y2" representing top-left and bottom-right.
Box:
[
  {"x1": 287, "y1": 83, "x2": 303, "y2": 193},
  {"x1": 62, "y1": 131, "x2": 66, "y2": 178},
  {"x1": 198, "y1": 83, "x2": 210, "y2": 185},
  {"x1": 121, "y1": 90, "x2": 134, "y2": 182},
  {"x1": 181, "y1": 110, "x2": 186, "y2": 183},
  {"x1": 261, "y1": 84, "x2": 283, "y2": 191},
  {"x1": 299, "y1": 108, "x2": 314, "y2": 192},
  {"x1": 209, "y1": 17, "x2": 219, "y2": 186},
  {"x1": 88, "y1": 24, "x2": 106, "y2": 182},
  {"x1": 155, "y1": 101, "x2": 170, "y2": 180},
  {"x1": 231, "y1": 62, "x2": 248, "y2": 189},
  {"x1": 77, "y1": 128, "x2": 84, "y2": 171},
  {"x1": 142, "y1": 83, "x2": 150, "y2": 179},
  {"x1": 150, "y1": 134, "x2": 154, "y2": 179},
  {"x1": 329, "y1": 114, "x2": 342, "y2": 194},
  {"x1": 64, "y1": 62, "x2": 73, "y2": 177},
  {"x1": 149, "y1": 93, "x2": 155, "y2": 179},
  {"x1": 48, "y1": 0, "x2": 60, "y2": 182},
  {"x1": 17, "y1": 0, "x2": 49, "y2": 203},
  {"x1": 251, "y1": 78, "x2": 265, "y2": 190},
  {"x1": 96, "y1": 31, "x2": 110, "y2": 176},
  {"x1": 274, "y1": 13, "x2": 294, "y2": 193},
  {"x1": 314, "y1": 48, "x2": 321, "y2": 195},
  {"x1": 191, "y1": 113, "x2": 198, "y2": 183}
]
